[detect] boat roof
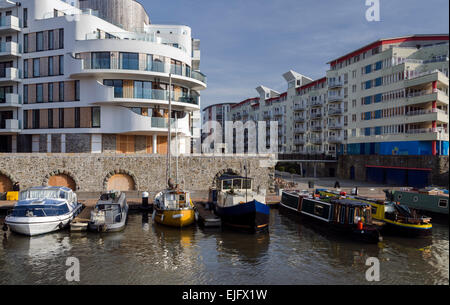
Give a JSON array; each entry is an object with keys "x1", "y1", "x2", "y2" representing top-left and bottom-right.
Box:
[
  {"x1": 331, "y1": 199, "x2": 371, "y2": 207},
  {"x1": 26, "y1": 186, "x2": 72, "y2": 192},
  {"x1": 16, "y1": 198, "x2": 66, "y2": 206},
  {"x1": 218, "y1": 174, "x2": 252, "y2": 180}
]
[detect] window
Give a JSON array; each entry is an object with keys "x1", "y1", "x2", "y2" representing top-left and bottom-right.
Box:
[
  {"x1": 23, "y1": 110, "x2": 28, "y2": 129},
  {"x1": 365, "y1": 80, "x2": 371, "y2": 89},
  {"x1": 48, "y1": 83, "x2": 53, "y2": 102},
  {"x1": 374, "y1": 93, "x2": 382, "y2": 103},
  {"x1": 92, "y1": 107, "x2": 100, "y2": 128},
  {"x1": 314, "y1": 204, "x2": 324, "y2": 216},
  {"x1": 59, "y1": 82, "x2": 64, "y2": 101},
  {"x1": 103, "y1": 79, "x2": 123, "y2": 98},
  {"x1": 23, "y1": 85, "x2": 28, "y2": 104},
  {"x1": 365, "y1": 65, "x2": 372, "y2": 74},
  {"x1": 134, "y1": 81, "x2": 152, "y2": 99},
  {"x1": 438, "y1": 199, "x2": 448, "y2": 208},
  {"x1": 91, "y1": 52, "x2": 110, "y2": 69},
  {"x1": 120, "y1": 52, "x2": 139, "y2": 70},
  {"x1": 48, "y1": 57, "x2": 54, "y2": 76},
  {"x1": 146, "y1": 54, "x2": 153, "y2": 71},
  {"x1": 32, "y1": 110, "x2": 39, "y2": 129},
  {"x1": 75, "y1": 80, "x2": 80, "y2": 101},
  {"x1": 24, "y1": 34, "x2": 28, "y2": 53},
  {"x1": 75, "y1": 107, "x2": 80, "y2": 128},
  {"x1": 23, "y1": 8, "x2": 28, "y2": 28},
  {"x1": 375, "y1": 77, "x2": 382, "y2": 87},
  {"x1": 33, "y1": 58, "x2": 40, "y2": 77},
  {"x1": 0, "y1": 86, "x2": 12, "y2": 103},
  {"x1": 23, "y1": 59, "x2": 28, "y2": 78},
  {"x1": 36, "y1": 84, "x2": 43, "y2": 103},
  {"x1": 36, "y1": 32, "x2": 44, "y2": 52},
  {"x1": 59, "y1": 55, "x2": 64, "y2": 75},
  {"x1": 48, "y1": 30, "x2": 54, "y2": 50},
  {"x1": 59, "y1": 29, "x2": 64, "y2": 49},
  {"x1": 48, "y1": 109, "x2": 53, "y2": 128},
  {"x1": 59, "y1": 108, "x2": 64, "y2": 128},
  {"x1": 375, "y1": 61, "x2": 382, "y2": 71}
]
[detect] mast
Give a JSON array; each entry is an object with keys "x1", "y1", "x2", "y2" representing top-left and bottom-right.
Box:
[
  {"x1": 167, "y1": 73, "x2": 172, "y2": 186},
  {"x1": 176, "y1": 111, "x2": 179, "y2": 185}
]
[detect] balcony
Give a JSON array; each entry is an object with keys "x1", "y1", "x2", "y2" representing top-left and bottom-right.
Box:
[
  {"x1": 328, "y1": 80, "x2": 344, "y2": 89},
  {"x1": 328, "y1": 122, "x2": 343, "y2": 129},
  {"x1": 263, "y1": 113, "x2": 272, "y2": 120},
  {"x1": 311, "y1": 112, "x2": 322, "y2": 119},
  {"x1": 294, "y1": 138, "x2": 306, "y2": 145},
  {"x1": 310, "y1": 100, "x2": 324, "y2": 107},
  {"x1": 311, "y1": 137, "x2": 323, "y2": 144},
  {"x1": 293, "y1": 104, "x2": 305, "y2": 111},
  {"x1": 328, "y1": 136, "x2": 343, "y2": 144},
  {"x1": 328, "y1": 93, "x2": 344, "y2": 103},
  {"x1": 0, "y1": 94, "x2": 22, "y2": 108},
  {"x1": 0, "y1": 16, "x2": 21, "y2": 34},
  {"x1": 68, "y1": 55, "x2": 207, "y2": 90},
  {"x1": 0, "y1": 119, "x2": 20, "y2": 134},
  {"x1": 0, "y1": 68, "x2": 21, "y2": 83},
  {"x1": 311, "y1": 125, "x2": 323, "y2": 132},
  {"x1": 274, "y1": 108, "x2": 283, "y2": 116},
  {"x1": 328, "y1": 108, "x2": 343, "y2": 116},
  {"x1": 0, "y1": 42, "x2": 21, "y2": 59},
  {"x1": 294, "y1": 127, "x2": 306, "y2": 133},
  {"x1": 294, "y1": 115, "x2": 305, "y2": 123}
]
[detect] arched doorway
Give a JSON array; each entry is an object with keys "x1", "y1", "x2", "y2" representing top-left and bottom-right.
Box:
[
  {"x1": 107, "y1": 174, "x2": 135, "y2": 191},
  {"x1": 48, "y1": 174, "x2": 76, "y2": 191},
  {"x1": 0, "y1": 174, "x2": 13, "y2": 193}
]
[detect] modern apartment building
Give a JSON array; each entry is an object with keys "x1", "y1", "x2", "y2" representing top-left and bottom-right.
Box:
[
  {"x1": 204, "y1": 34, "x2": 449, "y2": 158},
  {"x1": 0, "y1": 0, "x2": 206, "y2": 154}
]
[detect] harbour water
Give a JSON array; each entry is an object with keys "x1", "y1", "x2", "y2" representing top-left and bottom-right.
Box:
[{"x1": 0, "y1": 209, "x2": 448, "y2": 285}]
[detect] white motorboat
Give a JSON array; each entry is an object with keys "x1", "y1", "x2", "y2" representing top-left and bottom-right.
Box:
[
  {"x1": 5, "y1": 186, "x2": 82, "y2": 236},
  {"x1": 89, "y1": 191, "x2": 128, "y2": 232}
]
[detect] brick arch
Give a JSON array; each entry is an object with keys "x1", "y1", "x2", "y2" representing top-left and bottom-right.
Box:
[
  {"x1": 103, "y1": 169, "x2": 138, "y2": 191},
  {"x1": 43, "y1": 170, "x2": 79, "y2": 191},
  {"x1": 0, "y1": 170, "x2": 16, "y2": 193},
  {"x1": 212, "y1": 168, "x2": 241, "y2": 187}
]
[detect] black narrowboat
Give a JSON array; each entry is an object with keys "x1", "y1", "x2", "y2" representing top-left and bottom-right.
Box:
[{"x1": 280, "y1": 190, "x2": 382, "y2": 243}]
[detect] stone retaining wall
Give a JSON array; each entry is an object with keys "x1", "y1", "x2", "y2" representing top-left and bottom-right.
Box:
[{"x1": 0, "y1": 154, "x2": 275, "y2": 192}]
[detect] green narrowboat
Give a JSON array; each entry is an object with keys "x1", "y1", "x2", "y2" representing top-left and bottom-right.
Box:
[{"x1": 384, "y1": 189, "x2": 448, "y2": 216}]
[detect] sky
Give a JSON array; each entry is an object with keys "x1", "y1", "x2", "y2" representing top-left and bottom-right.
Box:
[{"x1": 139, "y1": 0, "x2": 449, "y2": 109}]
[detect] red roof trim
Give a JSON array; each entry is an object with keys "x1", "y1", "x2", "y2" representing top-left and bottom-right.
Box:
[
  {"x1": 296, "y1": 77, "x2": 327, "y2": 92},
  {"x1": 329, "y1": 35, "x2": 449, "y2": 66},
  {"x1": 365, "y1": 165, "x2": 432, "y2": 171},
  {"x1": 231, "y1": 97, "x2": 259, "y2": 109}
]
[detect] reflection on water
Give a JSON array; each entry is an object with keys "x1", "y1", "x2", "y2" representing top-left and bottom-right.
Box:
[{"x1": 0, "y1": 210, "x2": 448, "y2": 285}]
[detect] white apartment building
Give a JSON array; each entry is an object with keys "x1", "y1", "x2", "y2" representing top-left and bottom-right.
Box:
[
  {"x1": 205, "y1": 34, "x2": 449, "y2": 158},
  {"x1": 0, "y1": 0, "x2": 206, "y2": 154}
]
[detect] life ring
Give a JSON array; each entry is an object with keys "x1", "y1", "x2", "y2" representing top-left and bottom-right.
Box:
[{"x1": 413, "y1": 196, "x2": 419, "y2": 202}]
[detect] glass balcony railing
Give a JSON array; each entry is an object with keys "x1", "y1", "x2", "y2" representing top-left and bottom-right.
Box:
[
  {"x1": 82, "y1": 57, "x2": 207, "y2": 85},
  {"x1": 106, "y1": 86, "x2": 199, "y2": 106}
]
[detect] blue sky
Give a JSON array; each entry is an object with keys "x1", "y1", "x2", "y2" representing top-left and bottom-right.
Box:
[{"x1": 140, "y1": 0, "x2": 449, "y2": 109}]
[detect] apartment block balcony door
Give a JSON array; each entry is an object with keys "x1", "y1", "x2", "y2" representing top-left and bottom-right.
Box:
[{"x1": 0, "y1": 110, "x2": 13, "y2": 128}]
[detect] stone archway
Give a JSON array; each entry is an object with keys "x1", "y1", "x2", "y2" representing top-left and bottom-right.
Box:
[
  {"x1": 104, "y1": 169, "x2": 138, "y2": 191},
  {"x1": 212, "y1": 168, "x2": 241, "y2": 187},
  {"x1": 44, "y1": 170, "x2": 79, "y2": 191},
  {"x1": 0, "y1": 173, "x2": 13, "y2": 193}
]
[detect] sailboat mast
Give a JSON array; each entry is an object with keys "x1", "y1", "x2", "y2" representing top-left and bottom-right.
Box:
[
  {"x1": 167, "y1": 73, "x2": 172, "y2": 185},
  {"x1": 176, "y1": 112, "x2": 179, "y2": 184}
]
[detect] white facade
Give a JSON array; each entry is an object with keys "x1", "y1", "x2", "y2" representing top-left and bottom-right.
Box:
[{"x1": 0, "y1": 0, "x2": 206, "y2": 154}]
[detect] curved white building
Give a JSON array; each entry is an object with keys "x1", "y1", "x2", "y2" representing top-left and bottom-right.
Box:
[{"x1": 0, "y1": 0, "x2": 206, "y2": 154}]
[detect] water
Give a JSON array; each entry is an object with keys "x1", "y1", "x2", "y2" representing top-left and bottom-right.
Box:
[{"x1": 0, "y1": 210, "x2": 448, "y2": 285}]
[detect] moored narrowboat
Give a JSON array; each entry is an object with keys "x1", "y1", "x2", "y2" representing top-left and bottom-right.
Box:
[
  {"x1": 384, "y1": 189, "x2": 448, "y2": 217},
  {"x1": 280, "y1": 190, "x2": 382, "y2": 243},
  {"x1": 317, "y1": 189, "x2": 432, "y2": 237}
]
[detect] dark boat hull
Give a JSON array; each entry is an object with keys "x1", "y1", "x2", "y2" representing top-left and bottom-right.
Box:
[
  {"x1": 381, "y1": 221, "x2": 432, "y2": 237},
  {"x1": 279, "y1": 196, "x2": 381, "y2": 244},
  {"x1": 216, "y1": 200, "x2": 270, "y2": 233}
]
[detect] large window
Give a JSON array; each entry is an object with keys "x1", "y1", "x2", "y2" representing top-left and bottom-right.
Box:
[
  {"x1": 32, "y1": 110, "x2": 39, "y2": 129},
  {"x1": 33, "y1": 58, "x2": 40, "y2": 77},
  {"x1": 75, "y1": 80, "x2": 80, "y2": 101},
  {"x1": 48, "y1": 83, "x2": 53, "y2": 102},
  {"x1": 59, "y1": 55, "x2": 64, "y2": 75},
  {"x1": 92, "y1": 107, "x2": 100, "y2": 128},
  {"x1": 23, "y1": 8, "x2": 28, "y2": 28},
  {"x1": 75, "y1": 107, "x2": 80, "y2": 128},
  {"x1": 0, "y1": 86, "x2": 12, "y2": 103},
  {"x1": 36, "y1": 32, "x2": 44, "y2": 52},
  {"x1": 103, "y1": 79, "x2": 123, "y2": 97},
  {"x1": 59, "y1": 108, "x2": 64, "y2": 128},
  {"x1": 59, "y1": 29, "x2": 64, "y2": 49},
  {"x1": 23, "y1": 85, "x2": 28, "y2": 104},
  {"x1": 120, "y1": 52, "x2": 139, "y2": 70},
  {"x1": 48, "y1": 57, "x2": 54, "y2": 76},
  {"x1": 36, "y1": 84, "x2": 43, "y2": 103},
  {"x1": 0, "y1": 61, "x2": 12, "y2": 78},
  {"x1": 91, "y1": 52, "x2": 110, "y2": 69},
  {"x1": 134, "y1": 81, "x2": 152, "y2": 99},
  {"x1": 59, "y1": 82, "x2": 64, "y2": 101},
  {"x1": 48, "y1": 109, "x2": 53, "y2": 128},
  {"x1": 23, "y1": 34, "x2": 28, "y2": 53},
  {"x1": 48, "y1": 30, "x2": 54, "y2": 50}
]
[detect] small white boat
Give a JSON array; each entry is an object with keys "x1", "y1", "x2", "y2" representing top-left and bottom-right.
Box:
[
  {"x1": 89, "y1": 191, "x2": 128, "y2": 232},
  {"x1": 5, "y1": 186, "x2": 82, "y2": 236}
]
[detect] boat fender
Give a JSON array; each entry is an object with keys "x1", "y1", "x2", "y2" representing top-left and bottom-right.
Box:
[
  {"x1": 58, "y1": 222, "x2": 64, "y2": 229},
  {"x1": 357, "y1": 221, "x2": 363, "y2": 230},
  {"x1": 2, "y1": 223, "x2": 8, "y2": 232},
  {"x1": 195, "y1": 212, "x2": 199, "y2": 222},
  {"x1": 152, "y1": 210, "x2": 156, "y2": 222}
]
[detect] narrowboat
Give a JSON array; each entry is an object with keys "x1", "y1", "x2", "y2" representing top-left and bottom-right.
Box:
[
  {"x1": 5, "y1": 186, "x2": 82, "y2": 236},
  {"x1": 280, "y1": 190, "x2": 381, "y2": 243},
  {"x1": 317, "y1": 190, "x2": 432, "y2": 237},
  {"x1": 384, "y1": 189, "x2": 448, "y2": 216},
  {"x1": 89, "y1": 191, "x2": 129, "y2": 232},
  {"x1": 210, "y1": 174, "x2": 269, "y2": 233}
]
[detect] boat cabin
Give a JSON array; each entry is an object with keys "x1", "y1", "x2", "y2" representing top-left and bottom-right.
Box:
[
  {"x1": 329, "y1": 199, "x2": 373, "y2": 226},
  {"x1": 161, "y1": 190, "x2": 191, "y2": 210},
  {"x1": 217, "y1": 175, "x2": 252, "y2": 192}
]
